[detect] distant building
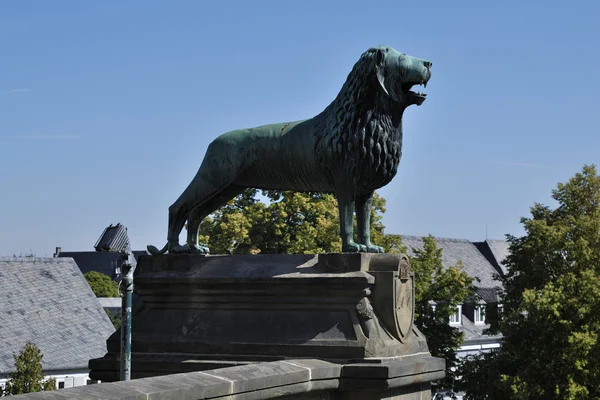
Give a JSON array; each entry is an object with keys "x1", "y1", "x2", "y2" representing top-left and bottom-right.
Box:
[
  {"x1": 55, "y1": 223, "x2": 148, "y2": 281},
  {"x1": 54, "y1": 249, "x2": 147, "y2": 282},
  {"x1": 474, "y1": 239, "x2": 510, "y2": 276},
  {"x1": 399, "y1": 235, "x2": 509, "y2": 358},
  {"x1": 0, "y1": 257, "x2": 116, "y2": 390}
]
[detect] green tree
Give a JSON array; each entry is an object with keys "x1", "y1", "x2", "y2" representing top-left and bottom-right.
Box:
[
  {"x1": 456, "y1": 164, "x2": 600, "y2": 399},
  {"x1": 454, "y1": 350, "x2": 503, "y2": 399},
  {"x1": 409, "y1": 235, "x2": 475, "y2": 390},
  {"x1": 84, "y1": 271, "x2": 120, "y2": 298},
  {"x1": 2, "y1": 342, "x2": 56, "y2": 396},
  {"x1": 198, "y1": 189, "x2": 400, "y2": 254},
  {"x1": 83, "y1": 271, "x2": 121, "y2": 329},
  {"x1": 105, "y1": 309, "x2": 122, "y2": 330}
]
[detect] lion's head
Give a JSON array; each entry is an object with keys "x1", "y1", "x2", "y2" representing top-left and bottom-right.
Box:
[
  {"x1": 315, "y1": 45, "x2": 432, "y2": 170},
  {"x1": 372, "y1": 46, "x2": 432, "y2": 107},
  {"x1": 322, "y1": 45, "x2": 433, "y2": 122}
]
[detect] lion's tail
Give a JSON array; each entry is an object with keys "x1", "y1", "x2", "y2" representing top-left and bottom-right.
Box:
[{"x1": 147, "y1": 243, "x2": 168, "y2": 255}]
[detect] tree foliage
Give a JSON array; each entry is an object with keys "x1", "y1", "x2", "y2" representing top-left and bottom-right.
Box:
[
  {"x1": 2, "y1": 342, "x2": 56, "y2": 396},
  {"x1": 105, "y1": 309, "x2": 122, "y2": 330},
  {"x1": 197, "y1": 190, "x2": 474, "y2": 390},
  {"x1": 456, "y1": 164, "x2": 600, "y2": 399},
  {"x1": 84, "y1": 271, "x2": 120, "y2": 298},
  {"x1": 410, "y1": 235, "x2": 475, "y2": 390},
  {"x1": 197, "y1": 189, "x2": 400, "y2": 254}
]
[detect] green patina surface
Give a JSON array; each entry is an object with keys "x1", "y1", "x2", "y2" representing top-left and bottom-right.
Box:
[{"x1": 148, "y1": 45, "x2": 432, "y2": 255}]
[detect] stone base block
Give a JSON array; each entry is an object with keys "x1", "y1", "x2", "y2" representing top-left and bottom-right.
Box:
[{"x1": 89, "y1": 253, "x2": 438, "y2": 383}]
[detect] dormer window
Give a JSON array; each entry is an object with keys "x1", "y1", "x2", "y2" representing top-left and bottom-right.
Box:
[
  {"x1": 449, "y1": 305, "x2": 462, "y2": 325},
  {"x1": 475, "y1": 304, "x2": 486, "y2": 324},
  {"x1": 429, "y1": 300, "x2": 437, "y2": 312}
]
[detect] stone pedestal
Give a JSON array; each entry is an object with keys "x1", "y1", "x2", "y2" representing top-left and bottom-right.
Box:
[{"x1": 89, "y1": 253, "x2": 444, "y2": 398}]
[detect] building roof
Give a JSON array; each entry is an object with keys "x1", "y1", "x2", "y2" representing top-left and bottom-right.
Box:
[
  {"x1": 485, "y1": 239, "x2": 510, "y2": 275},
  {"x1": 475, "y1": 287, "x2": 501, "y2": 303},
  {"x1": 55, "y1": 222, "x2": 145, "y2": 281},
  {"x1": 97, "y1": 298, "x2": 121, "y2": 308},
  {"x1": 94, "y1": 223, "x2": 131, "y2": 253},
  {"x1": 458, "y1": 314, "x2": 503, "y2": 344},
  {"x1": 57, "y1": 250, "x2": 148, "y2": 281},
  {"x1": 0, "y1": 257, "x2": 115, "y2": 374},
  {"x1": 401, "y1": 235, "x2": 503, "y2": 290}
]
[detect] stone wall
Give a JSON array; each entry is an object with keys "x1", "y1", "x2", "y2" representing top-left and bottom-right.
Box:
[{"x1": 9, "y1": 357, "x2": 444, "y2": 400}]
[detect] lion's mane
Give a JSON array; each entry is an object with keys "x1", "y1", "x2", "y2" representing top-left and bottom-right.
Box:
[{"x1": 314, "y1": 47, "x2": 403, "y2": 190}]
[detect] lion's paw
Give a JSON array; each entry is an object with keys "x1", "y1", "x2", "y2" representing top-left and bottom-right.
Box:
[
  {"x1": 167, "y1": 243, "x2": 211, "y2": 255},
  {"x1": 365, "y1": 244, "x2": 385, "y2": 253},
  {"x1": 342, "y1": 242, "x2": 368, "y2": 253}
]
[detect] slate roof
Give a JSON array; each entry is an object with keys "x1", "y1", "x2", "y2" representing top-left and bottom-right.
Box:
[
  {"x1": 486, "y1": 239, "x2": 510, "y2": 275},
  {"x1": 57, "y1": 250, "x2": 148, "y2": 281},
  {"x1": 401, "y1": 235, "x2": 503, "y2": 290},
  {"x1": 459, "y1": 314, "x2": 503, "y2": 344},
  {"x1": 0, "y1": 257, "x2": 115, "y2": 374},
  {"x1": 475, "y1": 287, "x2": 501, "y2": 303}
]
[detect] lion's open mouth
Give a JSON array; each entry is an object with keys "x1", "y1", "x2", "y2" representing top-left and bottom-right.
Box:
[{"x1": 401, "y1": 81, "x2": 427, "y2": 105}]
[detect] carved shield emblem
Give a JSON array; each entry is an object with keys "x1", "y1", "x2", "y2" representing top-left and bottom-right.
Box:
[
  {"x1": 369, "y1": 255, "x2": 415, "y2": 343},
  {"x1": 394, "y1": 257, "x2": 414, "y2": 339}
]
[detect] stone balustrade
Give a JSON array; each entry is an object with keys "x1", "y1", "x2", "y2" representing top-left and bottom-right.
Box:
[{"x1": 10, "y1": 356, "x2": 444, "y2": 399}]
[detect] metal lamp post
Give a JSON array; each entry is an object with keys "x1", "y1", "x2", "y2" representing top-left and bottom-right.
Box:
[
  {"x1": 93, "y1": 223, "x2": 137, "y2": 381},
  {"x1": 119, "y1": 249, "x2": 136, "y2": 381}
]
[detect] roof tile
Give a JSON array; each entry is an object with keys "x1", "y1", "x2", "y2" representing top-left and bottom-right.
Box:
[
  {"x1": 0, "y1": 257, "x2": 115, "y2": 374},
  {"x1": 401, "y1": 235, "x2": 503, "y2": 290}
]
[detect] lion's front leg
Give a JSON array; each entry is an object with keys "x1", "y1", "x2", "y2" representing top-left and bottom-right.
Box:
[
  {"x1": 356, "y1": 192, "x2": 384, "y2": 253},
  {"x1": 337, "y1": 190, "x2": 367, "y2": 253}
]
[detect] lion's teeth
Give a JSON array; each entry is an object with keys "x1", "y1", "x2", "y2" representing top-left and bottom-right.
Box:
[{"x1": 424, "y1": 81, "x2": 427, "y2": 88}]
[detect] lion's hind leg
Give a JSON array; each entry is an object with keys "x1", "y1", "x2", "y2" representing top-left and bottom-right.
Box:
[
  {"x1": 166, "y1": 181, "x2": 220, "y2": 255},
  {"x1": 148, "y1": 138, "x2": 249, "y2": 255},
  {"x1": 186, "y1": 185, "x2": 245, "y2": 254},
  {"x1": 166, "y1": 160, "x2": 246, "y2": 254}
]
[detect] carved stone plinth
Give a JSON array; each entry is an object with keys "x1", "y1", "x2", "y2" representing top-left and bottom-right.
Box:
[{"x1": 89, "y1": 253, "x2": 442, "y2": 387}]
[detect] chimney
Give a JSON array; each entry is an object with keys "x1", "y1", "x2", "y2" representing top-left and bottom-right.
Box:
[{"x1": 54, "y1": 247, "x2": 62, "y2": 258}]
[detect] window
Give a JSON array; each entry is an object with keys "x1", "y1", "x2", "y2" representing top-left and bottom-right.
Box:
[
  {"x1": 475, "y1": 305, "x2": 486, "y2": 324},
  {"x1": 429, "y1": 300, "x2": 437, "y2": 312},
  {"x1": 58, "y1": 381, "x2": 65, "y2": 389},
  {"x1": 449, "y1": 305, "x2": 462, "y2": 325}
]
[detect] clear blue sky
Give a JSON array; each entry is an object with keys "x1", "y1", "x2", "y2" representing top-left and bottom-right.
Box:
[{"x1": 1, "y1": 1, "x2": 599, "y2": 256}]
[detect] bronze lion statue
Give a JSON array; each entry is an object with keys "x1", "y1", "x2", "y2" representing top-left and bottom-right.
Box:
[{"x1": 148, "y1": 45, "x2": 432, "y2": 255}]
